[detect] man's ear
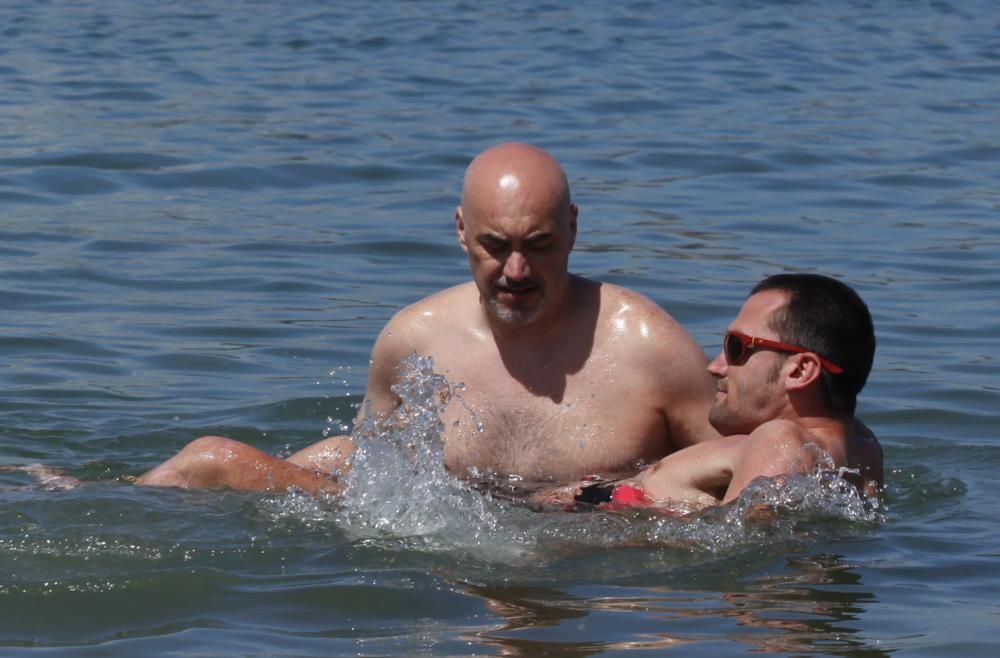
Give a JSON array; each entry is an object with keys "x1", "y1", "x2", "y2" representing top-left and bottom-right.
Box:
[
  {"x1": 784, "y1": 353, "x2": 824, "y2": 392},
  {"x1": 455, "y1": 206, "x2": 469, "y2": 253}
]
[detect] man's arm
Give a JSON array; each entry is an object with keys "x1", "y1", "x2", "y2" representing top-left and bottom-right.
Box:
[
  {"x1": 603, "y1": 423, "x2": 809, "y2": 509},
  {"x1": 354, "y1": 304, "x2": 430, "y2": 423},
  {"x1": 647, "y1": 313, "x2": 722, "y2": 450},
  {"x1": 660, "y1": 341, "x2": 721, "y2": 450},
  {"x1": 632, "y1": 434, "x2": 743, "y2": 506},
  {"x1": 548, "y1": 434, "x2": 739, "y2": 513},
  {"x1": 612, "y1": 286, "x2": 722, "y2": 450},
  {"x1": 284, "y1": 306, "x2": 423, "y2": 474}
]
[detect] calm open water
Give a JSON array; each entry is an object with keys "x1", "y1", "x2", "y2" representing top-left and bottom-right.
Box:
[{"x1": 1, "y1": 0, "x2": 998, "y2": 655}]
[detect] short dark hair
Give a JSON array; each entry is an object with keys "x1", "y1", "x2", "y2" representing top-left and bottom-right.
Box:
[{"x1": 751, "y1": 273, "x2": 875, "y2": 415}]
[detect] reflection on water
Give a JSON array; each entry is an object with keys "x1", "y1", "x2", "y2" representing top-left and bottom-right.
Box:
[
  {"x1": 458, "y1": 554, "x2": 887, "y2": 657},
  {"x1": 720, "y1": 554, "x2": 886, "y2": 656}
]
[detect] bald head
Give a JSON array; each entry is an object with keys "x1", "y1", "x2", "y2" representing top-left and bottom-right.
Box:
[
  {"x1": 460, "y1": 143, "x2": 573, "y2": 224},
  {"x1": 455, "y1": 143, "x2": 579, "y2": 327}
]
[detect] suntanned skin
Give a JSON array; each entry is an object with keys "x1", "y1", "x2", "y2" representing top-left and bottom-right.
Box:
[
  {"x1": 137, "y1": 143, "x2": 720, "y2": 493},
  {"x1": 546, "y1": 288, "x2": 883, "y2": 511}
]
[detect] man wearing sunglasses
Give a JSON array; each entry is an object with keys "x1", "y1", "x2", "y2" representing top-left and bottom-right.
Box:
[{"x1": 571, "y1": 273, "x2": 883, "y2": 511}]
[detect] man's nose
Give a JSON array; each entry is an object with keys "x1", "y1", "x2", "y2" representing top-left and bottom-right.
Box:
[
  {"x1": 707, "y1": 350, "x2": 727, "y2": 376},
  {"x1": 503, "y1": 251, "x2": 530, "y2": 280}
]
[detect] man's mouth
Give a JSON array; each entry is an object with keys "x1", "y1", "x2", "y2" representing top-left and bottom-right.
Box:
[{"x1": 496, "y1": 280, "x2": 539, "y2": 296}]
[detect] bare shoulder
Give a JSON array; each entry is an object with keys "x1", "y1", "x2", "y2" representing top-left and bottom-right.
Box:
[
  {"x1": 598, "y1": 282, "x2": 684, "y2": 325},
  {"x1": 596, "y1": 282, "x2": 702, "y2": 351},
  {"x1": 364, "y1": 282, "x2": 477, "y2": 417},
  {"x1": 741, "y1": 419, "x2": 857, "y2": 476},
  {"x1": 746, "y1": 420, "x2": 812, "y2": 453},
  {"x1": 722, "y1": 420, "x2": 817, "y2": 501},
  {"x1": 375, "y1": 282, "x2": 477, "y2": 354},
  {"x1": 594, "y1": 282, "x2": 710, "y2": 387},
  {"x1": 734, "y1": 420, "x2": 821, "y2": 477},
  {"x1": 388, "y1": 282, "x2": 476, "y2": 326},
  {"x1": 593, "y1": 281, "x2": 717, "y2": 448}
]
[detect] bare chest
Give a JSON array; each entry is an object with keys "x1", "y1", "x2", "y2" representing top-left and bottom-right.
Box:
[{"x1": 433, "y1": 359, "x2": 668, "y2": 482}]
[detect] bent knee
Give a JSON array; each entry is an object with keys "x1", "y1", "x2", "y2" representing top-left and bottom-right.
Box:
[
  {"x1": 136, "y1": 435, "x2": 246, "y2": 488},
  {"x1": 174, "y1": 434, "x2": 253, "y2": 476},
  {"x1": 182, "y1": 435, "x2": 240, "y2": 456}
]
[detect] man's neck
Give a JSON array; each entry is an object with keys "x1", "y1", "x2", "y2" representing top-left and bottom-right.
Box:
[
  {"x1": 793, "y1": 413, "x2": 853, "y2": 444},
  {"x1": 785, "y1": 391, "x2": 853, "y2": 441}
]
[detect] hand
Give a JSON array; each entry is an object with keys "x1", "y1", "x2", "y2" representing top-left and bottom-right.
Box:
[{"x1": 527, "y1": 483, "x2": 582, "y2": 510}]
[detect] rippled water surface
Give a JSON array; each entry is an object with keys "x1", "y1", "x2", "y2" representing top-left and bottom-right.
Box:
[{"x1": 2, "y1": 1, "x2": 998, "y2": 655}]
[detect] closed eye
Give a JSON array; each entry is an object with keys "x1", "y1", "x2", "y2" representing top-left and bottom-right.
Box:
[
  {"x1": 526, "y1": 236, "x2": 553, "y2": 251},
  {"x1": 478, "y1": 236, "x2": 509, "y2": 257}
]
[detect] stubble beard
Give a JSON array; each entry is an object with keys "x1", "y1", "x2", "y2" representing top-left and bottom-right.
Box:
[
  {"x1": 487, "y1": 279, "x2": 546, "y2": 326},
  {"x1": 708, "y1": 362, "x2": 783, "y2": 436},
  {"x1": 487, "y1": 293, "x2": 545, "y2": 325},
  {"x1": 708, "y1": 402, "x2": 743, "y2": 436}
]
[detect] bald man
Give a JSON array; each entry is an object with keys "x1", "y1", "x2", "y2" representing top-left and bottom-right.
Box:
[{"x1": 137, "y1": 143, "x2": 719, "y2": 494}]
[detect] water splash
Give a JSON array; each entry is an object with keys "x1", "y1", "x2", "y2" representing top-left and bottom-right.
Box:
[
  {"x1": 336, "y1": 354, "x2": 531, "y2": 560},
  {"x1": 314, "y1": 354, "x2": 882, "y2": 563},
  {"x1": 643, "y1": 457, "x2": 884, "y2": 555}
]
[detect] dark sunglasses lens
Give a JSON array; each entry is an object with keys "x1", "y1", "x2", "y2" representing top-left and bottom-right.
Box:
[{"x1": 724, "y1": 334, "x2": 745, "y2": 364}]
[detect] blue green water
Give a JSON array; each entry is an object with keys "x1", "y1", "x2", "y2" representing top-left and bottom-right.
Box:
[{"x1": 2, "y1": 1, "x2": 998, "y2": 655}]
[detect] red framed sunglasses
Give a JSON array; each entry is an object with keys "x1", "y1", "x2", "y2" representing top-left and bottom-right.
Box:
[{"x1": 723, "y1": 331, "x2": 844, "y2": 375}]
